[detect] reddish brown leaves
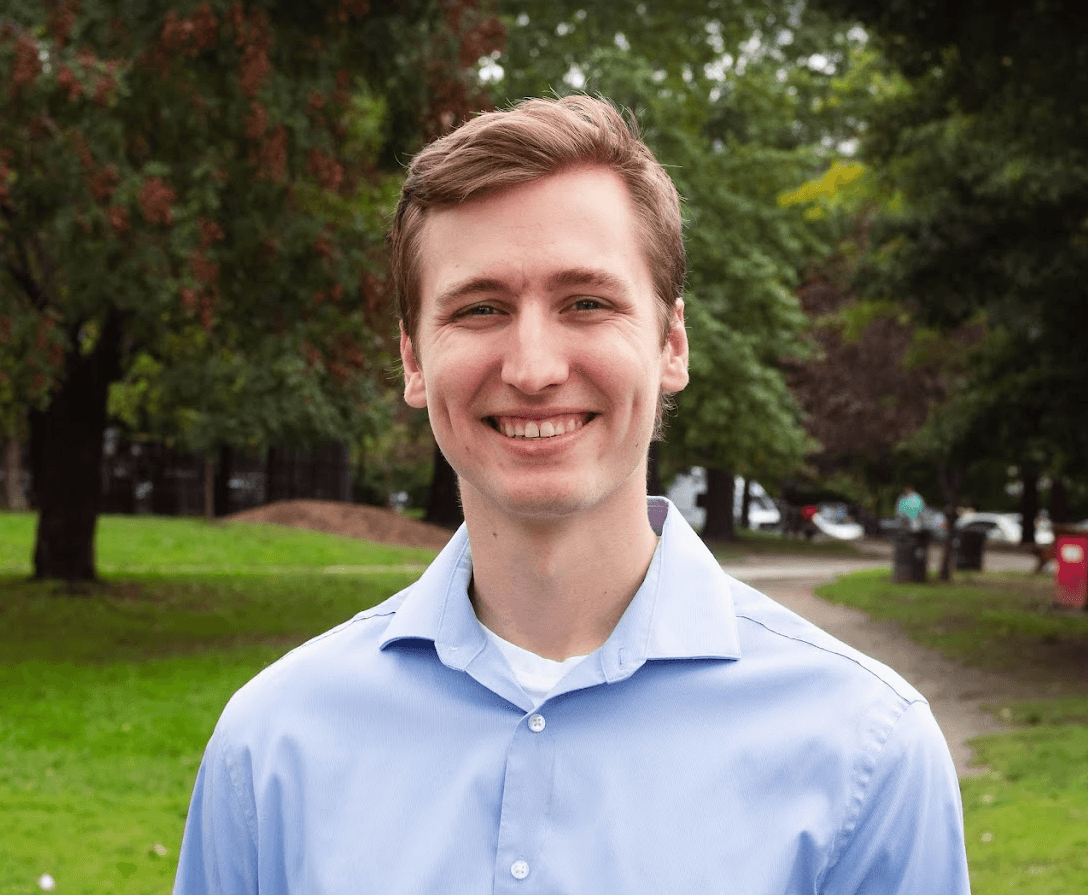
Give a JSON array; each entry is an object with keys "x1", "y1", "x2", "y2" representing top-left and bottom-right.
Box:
[
  {"x1": 335, "y1": 0, "x2": 370, "y2": 23},
  {"x1": 199, "y1": 218, "x2": 225, "y2": 249},
  {"x1": 245, "y1": 100, "x2": 268, "y2": 140},
  {"x1": 251, "y1": 125, "x2": 287, "y2": 184},
  {"x1": 160, "y1": 3, "x2": 218, "y2": 58},
  {"x1": 138, "y1": 177, "x2": 176, "y2": 225},
  {"x1": 56, "y1": 65, "x2": 82, "y2": 101},
  {"x1": 227, "y1": 5, "x2": 273, "y2": 98},
  {"x1": 190, "y1": 252, "x2": 219, "y2": 286},
  {"x1": 184, "y1": 221, "x2": 226, "y2": 331},
  {"x1": 47, "y1": 1, "x2": 80, "y2": 47},
  {"x1": 447, "y1": 3, "x2": 506, "y2": 70},
  {"x1": 306, "y1": 148, "x2": 343, "y2": 192},
  {"x1": 88, "y1": 165, "x2": 119, "y2": 202},
  {"x1": 107, "y1": 206, "x2": 130, "y2": 234},
  {"x1": 12, "y1": 36, "x2": 43, "y2": 88}
]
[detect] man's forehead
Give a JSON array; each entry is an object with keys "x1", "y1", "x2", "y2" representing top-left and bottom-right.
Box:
[{"x1": 414, "y1": 167, "x2": 650, "y2": 315}]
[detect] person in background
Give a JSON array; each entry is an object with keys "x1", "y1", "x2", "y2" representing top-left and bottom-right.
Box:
[{"x1": 896, "y1": 484, "x2": 926, "y2": 531}]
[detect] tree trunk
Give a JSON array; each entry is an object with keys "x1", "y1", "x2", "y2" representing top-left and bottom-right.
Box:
[
  {"x1": 1050, "y1": 476, "x2": 1069, "y2": 524},
  {"x1": 425, "y1": 445, "x2": 463, "y2": 528},
  {"x1": 740, "y1": 477, "x2": 752, "y2": 530},
  {"x1": 701, "y1": 466, "x2": 736, "y2": 541},
  {"x1": 936, "y1": 460, "x2": 964, "y2": 582},
  {"x1": 28, "y1": 311, "x2": 124, "y2": 581},
  {"x1": 1020, "y1": 468, "x2": 1038, "y2": 545},
  {"x1": 3, "y1": 436, "x2": 29, "y2": 510}
]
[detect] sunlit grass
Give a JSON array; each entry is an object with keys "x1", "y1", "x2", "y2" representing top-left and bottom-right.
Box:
[
  {"x1": 0, "y1": 510, "x2": 435, "y2": 575},
  {"x1": 1, "y1": 511, "x2": 433, "y2": 894}
]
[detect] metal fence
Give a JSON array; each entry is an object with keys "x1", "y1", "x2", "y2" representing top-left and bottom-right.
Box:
[{"x1": 99, "y1": 431, "x2": 352, "y2": 516}]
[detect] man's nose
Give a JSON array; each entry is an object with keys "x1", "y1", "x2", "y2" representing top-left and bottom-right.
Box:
[{"x1": 500, "y1": 313, "x2": 569, "y2": 394}]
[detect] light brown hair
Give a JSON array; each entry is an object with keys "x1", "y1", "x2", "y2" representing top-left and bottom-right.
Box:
[{"x1": 390, "y1": 95, "x2": 686, "y2": 345}]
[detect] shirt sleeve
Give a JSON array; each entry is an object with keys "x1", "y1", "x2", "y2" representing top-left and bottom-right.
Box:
[
  {"x1": 173, "y1": 726, "x2": 260, "y2": 895},
  {"x1": 819, "y1": 699, "x2": 971, "y2": 895}
]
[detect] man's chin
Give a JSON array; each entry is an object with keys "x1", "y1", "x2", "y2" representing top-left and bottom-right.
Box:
[{"x1": 463, "y1": 481, "x2": 592, "y2": 523}]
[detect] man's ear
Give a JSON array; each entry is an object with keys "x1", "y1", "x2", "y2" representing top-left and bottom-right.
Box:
[
  {"x1": 400, "y1": 322, "x2": 427, "y2": 409},
  {"x1": 660, "y1": 299, "x2": 689, "y2": 393}
]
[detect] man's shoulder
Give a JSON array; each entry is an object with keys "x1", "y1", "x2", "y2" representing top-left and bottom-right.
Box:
[
  {"x1": 214, "y1": 584, "x2": 416, "y2": 731},
  {"x1": 728, "y1": 578, "x2": 925, "y2": 707}
]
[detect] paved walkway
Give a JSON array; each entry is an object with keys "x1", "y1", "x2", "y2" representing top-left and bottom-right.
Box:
[{"x1": 720, "y1": 546, "x2": 1036, "y2": 777}]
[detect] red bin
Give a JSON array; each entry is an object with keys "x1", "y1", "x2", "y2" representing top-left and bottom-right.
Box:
[{"x1": 1054, "y1": 535, "x2": 1088, "y2": 609}]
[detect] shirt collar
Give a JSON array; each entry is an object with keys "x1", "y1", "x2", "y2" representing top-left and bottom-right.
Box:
[{"x1": 380, "y1": 497, "x2": 742, "y2": 672}]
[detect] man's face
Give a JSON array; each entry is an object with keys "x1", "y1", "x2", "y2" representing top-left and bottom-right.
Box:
[{"x1": 401, "y1": 165, "x2": 688, "y2": 523}]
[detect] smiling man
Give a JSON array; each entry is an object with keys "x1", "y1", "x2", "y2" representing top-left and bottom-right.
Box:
[{"x1": 174, "y1": 96, "x2": 970, "y2": 894}]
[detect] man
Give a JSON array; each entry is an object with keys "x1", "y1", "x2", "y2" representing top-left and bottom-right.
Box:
[
  {"x1": 174, "y1": 96, "x2": 970, "y2": 893},
  {"x1": 897, "y1": 485, "x2": 926, "y2": 530}
]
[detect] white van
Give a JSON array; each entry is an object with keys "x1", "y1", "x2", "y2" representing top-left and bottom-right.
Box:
[{"x1": 666, "y1": 469, "x2": 781, "y2": 531}]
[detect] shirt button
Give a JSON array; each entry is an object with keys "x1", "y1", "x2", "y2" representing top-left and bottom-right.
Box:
[
  {"x1": 511, "y1": 860, "x2": 529, "y2": 879},
  {"x1": 528, "y1": 713, "x2": 546, "y2": 733}
]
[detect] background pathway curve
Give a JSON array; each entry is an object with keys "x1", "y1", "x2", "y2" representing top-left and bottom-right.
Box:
[{"x1": 721, "y1": 548, "x2": 1036, "y2": 777}]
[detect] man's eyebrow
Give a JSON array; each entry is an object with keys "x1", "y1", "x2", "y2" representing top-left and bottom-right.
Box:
[
  {"x1": 433, "y1": 267, "x2": 630, "y2": 312},
  {"x1": 433, "y1": 277, "x2": 508, "y2": 313},
  {"x1": 546, "y1": 267, "x2": 630, "y2": 296}
]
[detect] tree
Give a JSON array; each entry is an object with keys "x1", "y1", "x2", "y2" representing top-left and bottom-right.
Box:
[
  {"x1": 487, "y1": 1, "x2": 871, "y2": 533},
  {"x1": 808, "y1": 0, "x2": 1088, "y2": 539},
  {"x1": 1, "y1": 1, "x2": 501, "y2": 579}
]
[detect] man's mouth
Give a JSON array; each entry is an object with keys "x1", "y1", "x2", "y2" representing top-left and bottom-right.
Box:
[{"x1": 488, "y1": 414, "x2": 594, "y2": 439}]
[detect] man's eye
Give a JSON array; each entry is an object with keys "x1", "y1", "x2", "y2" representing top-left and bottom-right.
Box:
[
  {"x1": 462, "y1": 305, "x2": 498, "y2": 316},
  {"x1": 570, "y1": 298, "x2": 603, "y2": 311}
]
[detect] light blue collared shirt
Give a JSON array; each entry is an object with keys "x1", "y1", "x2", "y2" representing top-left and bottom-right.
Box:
[{"x1": 174, "y1": 498, "x2": 969, "y2": 894}]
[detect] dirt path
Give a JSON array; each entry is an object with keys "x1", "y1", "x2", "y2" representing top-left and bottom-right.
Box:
[{"x1": 722, "y1": 551, "x2": 1035, "y2": 778}]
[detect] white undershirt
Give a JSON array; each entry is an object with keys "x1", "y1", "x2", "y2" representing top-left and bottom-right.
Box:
[{"x1": 479, "y1": 624, "x2": 589, "y2": 706}]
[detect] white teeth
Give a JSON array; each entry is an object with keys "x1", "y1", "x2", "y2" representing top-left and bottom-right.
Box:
[{"x1": 493, "y1": 415, "x2": 588, "y2": 439}]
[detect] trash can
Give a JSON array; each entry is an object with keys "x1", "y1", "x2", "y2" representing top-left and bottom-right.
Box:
[
  {"x1": 1054, "y1": 535, "x2": 1088, "y2": 609},
  {"x1": 893, "y1": 530, "x2": 930, "y2": 583},
  {"x1": 953, "y1": 528, "x2": 987, "y2": 571}
]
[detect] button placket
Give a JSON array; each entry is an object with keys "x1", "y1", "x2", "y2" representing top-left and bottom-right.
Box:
[{"x1": 493, "y1": 709, "x2": 556, "y2": 892}]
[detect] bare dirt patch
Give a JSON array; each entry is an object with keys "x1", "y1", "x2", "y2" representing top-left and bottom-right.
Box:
[{"x1": 226, "y1": 499, "x2": 455, "y2": 551}]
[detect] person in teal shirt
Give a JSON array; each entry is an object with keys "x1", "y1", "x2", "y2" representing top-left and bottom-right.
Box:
[{"x1": 896, "y1": 485, "x2": 926, "y2": 529}]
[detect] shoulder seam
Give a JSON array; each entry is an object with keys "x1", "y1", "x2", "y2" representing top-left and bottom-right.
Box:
[{"x1": 735, "y1": 612, "x2": 926, "y2": 706}]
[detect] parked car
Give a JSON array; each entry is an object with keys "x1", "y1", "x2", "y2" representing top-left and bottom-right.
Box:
[
  {"x1": 954, "y1": 511, "x2": 1054, "y2": 545},
  {"x1": 811, "y1": 502, "x2": 864, "y2": 540}
]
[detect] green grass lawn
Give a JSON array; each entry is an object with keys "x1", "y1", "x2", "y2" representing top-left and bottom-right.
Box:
[
  {"x1": 0, "y1": 511, "x2": 436, "y2": 575},
  {"x1": 0, "y1": 511, "x2": 433, "y2": 895},
  {"x1": 819, "y1": 570, "x2": 1088, "y2": 894}
]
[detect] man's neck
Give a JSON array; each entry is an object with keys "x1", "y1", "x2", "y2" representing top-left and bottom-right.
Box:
[{"x1": 462, "y1": 487, "x2": 659, "y2": 662}]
